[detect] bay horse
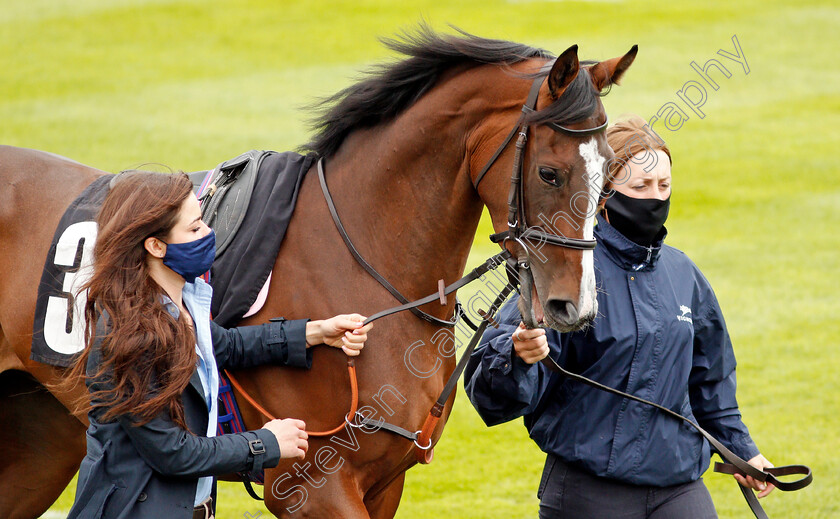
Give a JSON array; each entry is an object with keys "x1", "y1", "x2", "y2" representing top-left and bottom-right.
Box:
[{"x1": 0, "y1": 28, "x2": 636, "y2": 518}]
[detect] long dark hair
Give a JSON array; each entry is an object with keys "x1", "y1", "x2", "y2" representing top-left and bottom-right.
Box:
[{"x1": 49, "y1": 171, "x2": 198, "y2": 430}]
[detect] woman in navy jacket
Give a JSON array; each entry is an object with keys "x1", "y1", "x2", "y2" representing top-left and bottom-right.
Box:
[
  {"x1": 465, "y1": 116, "x2": 773, "y2": 518},
  {"x1": 58, "y1": 171, "x2": 372, "y2": 519}
]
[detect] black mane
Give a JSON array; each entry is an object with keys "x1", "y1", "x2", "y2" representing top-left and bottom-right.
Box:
[{"x1": 304, "y1": 25, "x2": 603, "y2": 157}]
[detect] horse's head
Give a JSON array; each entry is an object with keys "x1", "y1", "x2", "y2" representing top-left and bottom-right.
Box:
[{"x1": 482, "y1": 45, "x2": 637, "y2": 332}]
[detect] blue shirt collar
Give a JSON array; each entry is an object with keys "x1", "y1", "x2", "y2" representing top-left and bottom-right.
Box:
[
  {"x1": 156, "y1": 278, "x2": 217, "y2": 507},
  {"x1": 159, "y1": 278, "x2": 214, "y2": 320}
]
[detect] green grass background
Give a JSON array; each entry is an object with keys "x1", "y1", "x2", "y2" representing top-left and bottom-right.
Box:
[{"x1": 2, "y1": 0, "x2": 837, "y2": 517}]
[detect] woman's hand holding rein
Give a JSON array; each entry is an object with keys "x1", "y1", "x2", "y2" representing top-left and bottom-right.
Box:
[
  {"x1": 736, "y1": 453, "x2": 777, "y2": 499},
  {"x1": 305, "y1": 313, "x2": 373, "y2": 356},
  {"x1": 261, "y1": 419, "x2": 308, "y2": 460},
  {"x1": 512, "y1": 322, "x2": 549, "y2": 364},
  {"x1": 259, "y1": 315, "x2": 373, "y2": 460}
]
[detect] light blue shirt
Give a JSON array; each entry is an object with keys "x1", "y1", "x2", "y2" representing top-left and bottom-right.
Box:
[{"x1": 161, "y1": 278, "x2": 218, "y2": 507}]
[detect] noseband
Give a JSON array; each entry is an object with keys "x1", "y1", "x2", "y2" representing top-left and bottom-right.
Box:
[{"x1": 473, "y1": 67, "x2": 607, "y2": 255}]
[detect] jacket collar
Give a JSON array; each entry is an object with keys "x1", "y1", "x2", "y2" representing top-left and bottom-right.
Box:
[{"x1": 595, "y1": 213, "x2": 666, "y2": 271}]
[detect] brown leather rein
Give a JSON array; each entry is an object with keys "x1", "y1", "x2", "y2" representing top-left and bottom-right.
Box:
[
  {"x1": 224, "y1": 362, "x2": 358, "y2": 437},
  {"x1": 283, "y1": 68, "x2": 610, "y2": 462}
]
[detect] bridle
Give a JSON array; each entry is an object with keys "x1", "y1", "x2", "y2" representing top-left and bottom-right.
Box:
[
  {"x1": 474, "y1": 66, "x2": 607, "y2": 258},
  {"x1": 315, "y1": 66, "x2": 608, "y2": 329}
]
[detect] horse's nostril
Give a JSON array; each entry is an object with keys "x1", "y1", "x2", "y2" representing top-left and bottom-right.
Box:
[{"x1": 545, "y1": 299, "x2": 579, "y2": 324}]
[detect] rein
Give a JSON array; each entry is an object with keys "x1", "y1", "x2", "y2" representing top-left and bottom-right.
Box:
[
  {"x1": 229, "y1": 67, "x2": 610, "y2": 458},
  {"x1": 224, "y1": 361, "x2": 358, "y2": 437},
  {"x1": 303, "y1": 67, "x2": 612, "y2": 466},
  {"x1": 537, "y1": 355, "x2": 812, "y2": 519},
  {"x1": 314, "y1": 65, "x2": 813, "y2": 517},
  {"x1": 316, "y1": 159, "x2": 468, "y2": 329}
]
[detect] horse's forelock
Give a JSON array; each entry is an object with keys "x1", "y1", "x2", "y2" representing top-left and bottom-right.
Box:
[{"x1": 522, "y1": 64, "x2": 606, "y2": 128}]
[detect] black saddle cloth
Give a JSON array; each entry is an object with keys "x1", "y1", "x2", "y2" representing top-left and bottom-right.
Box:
[{"x1": 205, "y1": 151, "x2": 315, "y2": 327}]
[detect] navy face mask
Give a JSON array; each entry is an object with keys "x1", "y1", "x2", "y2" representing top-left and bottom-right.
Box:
[
  {"x1": 162, "y1": 230, "x2": 216, "y2": 283},
  {"x1": 604, "y1": 191, "x2": 671, "y2": 247}
]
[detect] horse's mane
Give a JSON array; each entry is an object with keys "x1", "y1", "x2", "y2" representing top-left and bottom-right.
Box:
[{"x1": 304, "y1": 24, "x2": 603, "y2": 157}]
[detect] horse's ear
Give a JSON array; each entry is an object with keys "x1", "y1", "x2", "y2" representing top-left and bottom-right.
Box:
[
  {"x1": 548, "y1": 45, "x2": 580, "y2": 99},
  {"x1": 588, "y1": 45, "x2": 638, "y2": 92}
]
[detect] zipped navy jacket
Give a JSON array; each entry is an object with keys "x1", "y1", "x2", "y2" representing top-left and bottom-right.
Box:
[{"x1": 465, "y1": 214, "x2": 759, "y2": 487}]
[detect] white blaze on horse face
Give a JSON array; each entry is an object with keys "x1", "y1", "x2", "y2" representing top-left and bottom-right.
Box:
[{"x1": 577, "y1": 138, "x2": 606, "y2": 320}]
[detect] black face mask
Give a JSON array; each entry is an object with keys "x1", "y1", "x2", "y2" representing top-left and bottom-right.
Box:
[{"x1": 604, "y1": 191, "x2": 671, "y2": 246}]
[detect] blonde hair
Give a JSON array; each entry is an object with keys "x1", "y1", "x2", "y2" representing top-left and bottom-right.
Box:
[{"x1": 606, "y1": 115, "x2": 671, "y2": 184}]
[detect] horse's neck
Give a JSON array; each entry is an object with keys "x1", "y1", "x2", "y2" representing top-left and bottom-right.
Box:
[
  {"x1": 319, "y1": 65, "x2": 529, "y2": 304},
  {"x1": 322, "y1": 141, "x2": 480, "y2": 303}
]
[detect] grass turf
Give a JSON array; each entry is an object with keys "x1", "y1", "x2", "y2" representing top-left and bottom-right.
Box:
[{"x1": 2, "y1": 1, "x2": 837, "y2": 517}]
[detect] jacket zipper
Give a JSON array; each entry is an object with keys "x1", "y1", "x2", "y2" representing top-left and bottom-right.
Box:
[{"x1": 633, "y1": 247, "x2": 654, "y2": 271}]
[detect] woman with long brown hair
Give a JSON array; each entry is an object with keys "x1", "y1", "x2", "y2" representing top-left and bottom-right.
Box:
[{"x1": 56, "y1": 171, "x2": 372, "y2": 519}]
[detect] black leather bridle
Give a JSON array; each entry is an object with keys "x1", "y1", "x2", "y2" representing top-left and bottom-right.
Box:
[{"x1": 474, "y1": 67, "x2": 607, "y2": 255}]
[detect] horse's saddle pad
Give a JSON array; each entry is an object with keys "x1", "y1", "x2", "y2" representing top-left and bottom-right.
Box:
[{"x1": 189, "y1": 150, "x2": 271, "y2": 258}]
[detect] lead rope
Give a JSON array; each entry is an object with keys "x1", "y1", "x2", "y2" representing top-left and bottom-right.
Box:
[{"x1": 537, "y1": 349, "x2": 812, "y2": 519}]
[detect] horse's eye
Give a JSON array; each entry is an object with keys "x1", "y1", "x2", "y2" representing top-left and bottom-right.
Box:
[{"x1": 539, "y1": 167, "x2": 562, "y2": 187}]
